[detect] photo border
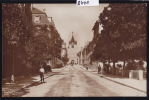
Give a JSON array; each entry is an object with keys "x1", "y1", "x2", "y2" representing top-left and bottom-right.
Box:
[{"x1": 0, "y1": 0, "x2": 148, "y2": 100}]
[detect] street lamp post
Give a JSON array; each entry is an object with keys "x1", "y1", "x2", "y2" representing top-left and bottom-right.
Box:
[
  {"x1": 85, "y1": 47, "x2": 87, "y2": 65},
  {"x1": 11, "y1": 41, "x2": 17, "y2": 83},
  {"x1": 80, "y1": 47, "x2": 83, "y2": 65}
]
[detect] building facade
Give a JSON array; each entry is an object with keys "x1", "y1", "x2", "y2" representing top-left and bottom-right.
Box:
[
  {"x1": 32, "y1": 7, "x2": 62, "y2": 68},
  {"x1": 77, "y1": 19, "x2": 100, "y2": 65},
  {"x1": 61, "y1": 42, "x2": 67, "y2": 58},
  {"x1": 77, "y1": 41, "x2": 95, "y2": 65}
]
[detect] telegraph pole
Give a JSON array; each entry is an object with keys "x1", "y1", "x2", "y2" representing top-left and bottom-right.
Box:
[{"x1": 80, "y1": 47, "x2": 83, "y2": 65}]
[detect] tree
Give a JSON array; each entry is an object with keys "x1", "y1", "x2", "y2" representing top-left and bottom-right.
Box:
[
  {"x1": 61, "y1": 56, "x2": 69, "y2": 65},
  {"x1": 91, "y1": 3, "x2": 147, "y2": 74},
  {"x1": 2, "y1": 4, "x2": 33, "y2": 78},
  {"x1": 2, "y1": 4, "x2": 63, "y2": 78},
  {"x1": 99, "y1": 3, "x2": 147, "y2": 61},
  {"x1": 24, "y1": 24, "x2": 63, "y2": 72}
]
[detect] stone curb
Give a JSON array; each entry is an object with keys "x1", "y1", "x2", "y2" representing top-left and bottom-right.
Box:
[
  {"x1": 103, "y1": 76, "x2": 146, "y2": 93},
  {"x1": 79, "y1": 65, "x2": 146, "y2": 93}
]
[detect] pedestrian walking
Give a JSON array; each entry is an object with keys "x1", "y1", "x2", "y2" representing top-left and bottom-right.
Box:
[
  {"x1": 98, "y1": 65, "x2": 101, "y2": 74},
  {"x1": 98, "y1": 61, "x2": 104, "y2": 77},
  {"x1": 39, "y1": 66, "x2": 45, "y2": 83}
]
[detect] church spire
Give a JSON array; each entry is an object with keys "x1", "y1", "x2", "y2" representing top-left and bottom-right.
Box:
[
  {"x1": 69, "y1": 32, "x2": 77, "y2": 45},
  {"x1": 71, "y1": 32, "x2": 75, "y2": 42}
]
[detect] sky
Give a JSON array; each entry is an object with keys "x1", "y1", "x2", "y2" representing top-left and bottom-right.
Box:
[{"x1": 33, "y1": 4, "x2": 109, "y2": 51}]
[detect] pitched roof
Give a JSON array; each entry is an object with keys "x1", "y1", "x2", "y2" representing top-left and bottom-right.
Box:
[
  {"x1": 32, "y1": 7, "x2": 55, "y2": 26},
  {"x1": 32, "y1": 7, "x2": 46, "y2": 14}
]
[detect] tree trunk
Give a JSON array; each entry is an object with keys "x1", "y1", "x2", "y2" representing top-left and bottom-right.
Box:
[
  {"x1": 122, "y1": 60, "x2": 125, "y2": 77},
  {"x1": 108, "y1": 59, "x2": 110, "y2": 74},
  {"x1": 103, "y1": 60, "x2": 106, "y2": 74},
  {"x1": 113, "y1": 61, "x2": 116, "y2": 75}
]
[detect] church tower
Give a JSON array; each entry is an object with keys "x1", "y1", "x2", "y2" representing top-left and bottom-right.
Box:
[{"x1": 67, "y1": 32, "x2": 79, "y2": 64}]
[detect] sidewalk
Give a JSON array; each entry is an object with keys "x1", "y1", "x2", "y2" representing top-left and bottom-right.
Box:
[
  {"x1": 79, "y1": 65, "x2": 146, "y2": 93},
  {"x1": 103, "y1": 74, "x2": 146, "y2": 92},
  {"x1": 2, "y1": 72, "x2": 56, "y2": 97}
]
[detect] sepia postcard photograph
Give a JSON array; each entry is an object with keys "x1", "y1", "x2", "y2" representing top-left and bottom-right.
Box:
[{"x1": 2, "y1": 3, "x2": 147, "y2": 97}]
